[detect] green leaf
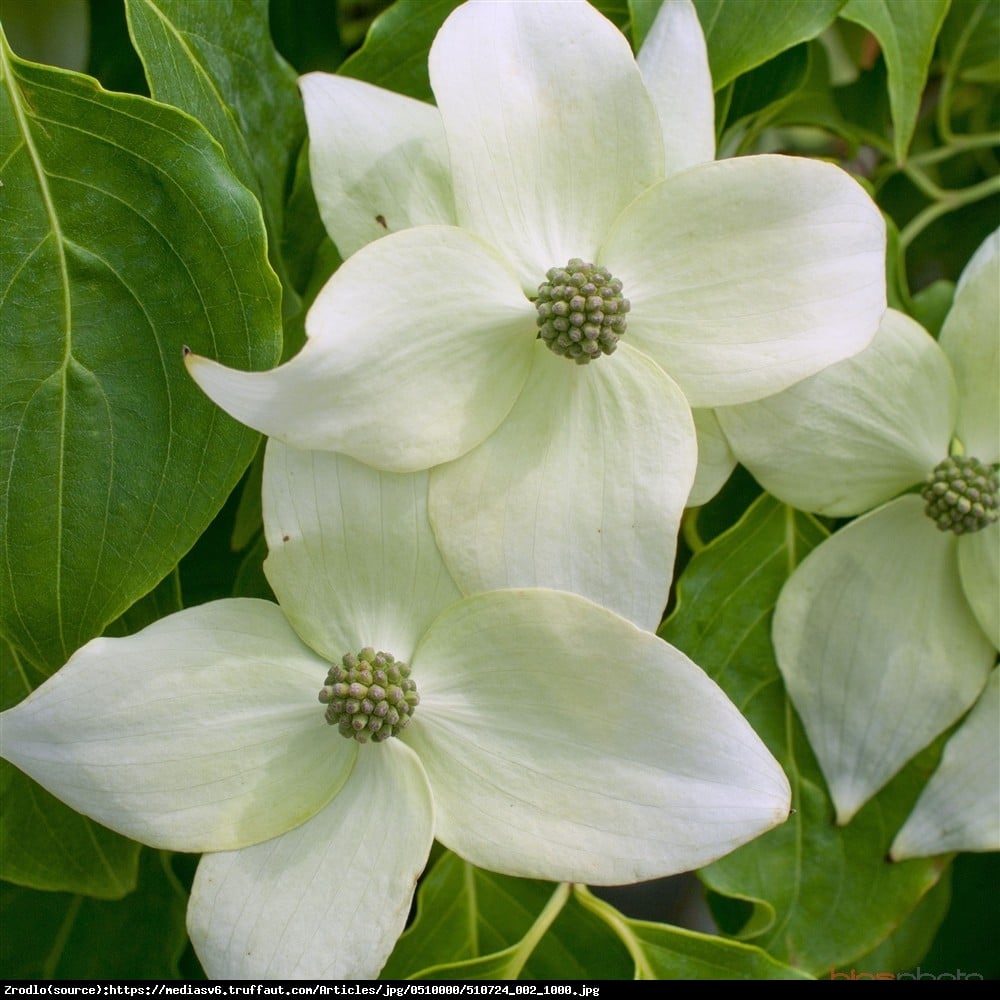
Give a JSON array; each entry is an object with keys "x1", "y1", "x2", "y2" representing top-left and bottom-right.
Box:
[
  {"x1": 692, "y1": 0, "x2": 846, "y2": 89},
  {"x1": 841, "y1": 0, "x2": 950, "y2": 162},
  {"x1": 0, "y1": 40, "x2": 281, "y2": 672},
  {"x1": 591, "y1": 0, "x2": 632, "y2": 35},
  {"x1": 764, "y1": 39, "x2": 862, "y2": 144},
  {"x1": 382, "y1": 852, "x2": 631, "y2": 980},
  {"x1": 721, "y1": 42, "x2": 812, "y2": 152},
  {"x1": 176, "y1": 470, "x2": 251, "y2": 608},
  {"x1": 834, "y1": 50, "x2": 891, "y2": 135},
  {"x1": 524, "y1": 888, "x2": 634, "y2": 979},
  {"x1": 338, "y1": 0, "x2": 462, "y2": 101},
  {"x1": 629, "y1": 0, "x2": 662, "y2": 51},
  {"x1": 0, "y1": 760, "x2": 141, "y2": 899},
  {"x1": 102, "y1": 567, "x2": 182, "y2": 638},
  {"x1": 910, "y1": 279, "x2": 955, "y2": 338},
  {"x1": 847, "y1": 870, "x2": 952, "y2": 976},
  {"x1": 280, "y1": 140, "x2": 332, "y2": 308},
  {"x1": 230, "y1": 449, "x2": 264, "y2": 553},
  {"x1": 0, "y1": 849, "x2": 188, "y2": 978},
  {"x1": 124, "y1": 0, "x2": 305, "y2": 313},
  {"x1": 576, "y1": 888, "x2": 812, "y2": 979},
  {"x1": 939, "y1": 0, "x2": 999, "y2": 83},
  {"x1": 232, "y1": 532, "x2": 274, "y2": 601},
  {"x1": 660, "y1": 494, "x2": 947, "y2": 976}
]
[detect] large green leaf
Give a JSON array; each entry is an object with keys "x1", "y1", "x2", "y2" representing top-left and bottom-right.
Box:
[
  {"x1": 0, "y1": 849, "x2": 188, "y2": 978},
  {"x1": 660, "y1": 495, "x2": 946, "y2": 976},
  {"x1": 693, "y1": 0, "x2": 846, "y2": 89},
  {"x1": 124, "y1": 0, "x2": 305, "y2": 311},
  {"x1": 841, "y1": 0, "x2": 950, "y2": 162},
  {"x1": 576, "y1": 888, "x2": 812, "y2": 979},
  {"x1": 0, "y1": 39, "x2": 281, "y2": 673}
]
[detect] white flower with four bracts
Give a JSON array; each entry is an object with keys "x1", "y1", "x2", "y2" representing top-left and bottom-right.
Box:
[
  {"x1": 719, "y1": 229, "x2": 999, "y2": 845},
  {"x1": 0, "y1": 440, "x2": 791, "y2": 979},
  {"x1": 185, "y1": 0, "x2": 886, "y2": 631}
]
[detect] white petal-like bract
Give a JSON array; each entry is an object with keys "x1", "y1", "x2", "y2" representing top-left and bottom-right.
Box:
[
  {"x1": 637, "y1": 0, "x2": 716, "y2": 176},
  {"x1": 774, "y1": 498, "x2": 996, "y2": 823},
  {"x1": 602, "y1": 155, "x2": 886, "y2": 407},
  {"x1": 429, "y1": 0, "x2": 663, "y2": 290},
  {"x1": 890, "y1": 670, "x2": 1000, "y2": 859},
  {"x1": 263, "y1": 443, "x2": 461, "y2": 663},
  {"x1": 188, "y1": 741, "x2": 434, "y2": 979},
  {"x1": 0, "y1": 600, "x2": 350, "y2": 852},
  {"x1": 301, "y1": 73, "x2": 455, "y2": 258},
  {"x1": 186, "y1": 226, "x2": 534, "y2": 472},
  {"x1": 429, "y1": 344, "x2": 696, "y2": 631},
  {"x1": 718, "y1": 310, "x2": 956, "y2": 515},
  {"x1": 410, "y1": 589, "x2": 791, "y2": 883}
]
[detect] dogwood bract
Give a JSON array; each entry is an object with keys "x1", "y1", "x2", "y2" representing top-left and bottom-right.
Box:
[
  {"x1": 718, "y1": 229, "x2": 999, "y2": 829},
  {"x1": 0, "y1": 440, "x2": 791, "y2": 979},
  {"x1": 890, "y1": 669, "x2": 999, "y2": 860},
  {"x1": 185, "y1": 0, "x2": 885, "y2": 630}
]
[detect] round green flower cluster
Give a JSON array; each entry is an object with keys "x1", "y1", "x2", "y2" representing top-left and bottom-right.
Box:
[
  {"x1": 921, "y1": 455, "x2": 999, "y2": 535},
  {"x1": 319, "y1": 648, "x2": 419, "y2": 743},
  {"x1": 534, "y1": 259, "x2": 629, "y2": 364}
]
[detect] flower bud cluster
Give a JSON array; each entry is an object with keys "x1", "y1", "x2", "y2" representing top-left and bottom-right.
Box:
[
  {"x1": 921, "y1": 456, "x2": 999, "y2": 535},
  {"x1": 535, "y1": 259, "x2": 629, "y2": 364},
  {"x1": 319, "y1": 648, "x2": 419, "y2": 743}
]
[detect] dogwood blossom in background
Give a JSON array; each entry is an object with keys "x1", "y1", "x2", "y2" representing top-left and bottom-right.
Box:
[
  {"x1": 718, "y1": 229, "x2": 999, "y2": 827},
  {"x1": 185, "y1": 0, "x2": 885, "y2": 630},
  {"x1": 0, "y1": 440, "x2": 791, "y2": 979}
]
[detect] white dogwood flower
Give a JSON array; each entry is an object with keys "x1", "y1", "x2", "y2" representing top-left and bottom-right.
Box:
[
  {"x1": 718, "y1": 229, "x2": 999, "y2": 825},
  {"x1": 185, "y1": 0, "x2": 885, "y2": 630},
  {"x1": 1, "y1": 440, "x2": 791, "y2": 979}
]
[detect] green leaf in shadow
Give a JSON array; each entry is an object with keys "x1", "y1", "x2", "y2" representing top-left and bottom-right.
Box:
[
  {"x1": 939, "y1": 0, "x2": 1000, "y2": 83},
  {"x1": 841, "y1": 0, "x2": 950, "y2": 163},
  {"x1": 0, "y1": 757, "x2": 140, "y2": 899},
  {"x1": 0, "y1": 38, "x2": 281, "y2": 673},
  {"x1": 0, "y1": 849, "x2": 188, "y2": 978}
]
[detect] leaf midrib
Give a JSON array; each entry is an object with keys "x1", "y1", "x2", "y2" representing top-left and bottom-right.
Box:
[{"x1": 1, "y1": 37, "x2": 71, "y2": 659}]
